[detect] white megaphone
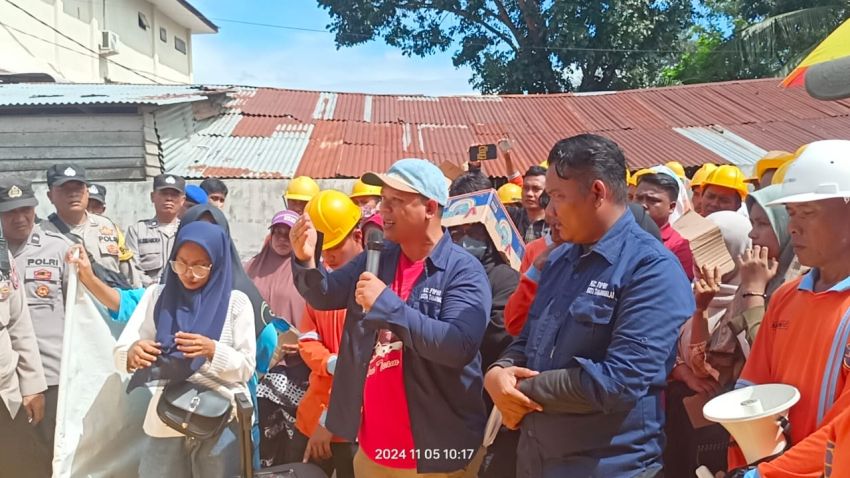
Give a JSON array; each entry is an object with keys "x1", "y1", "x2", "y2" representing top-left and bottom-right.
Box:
[{"x1": 702, "y1": 384, "x2": 800, "y2": 465}]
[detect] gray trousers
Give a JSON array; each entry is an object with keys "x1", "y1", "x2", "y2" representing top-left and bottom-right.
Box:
[{"x1": 139, "y1": 421, "x2": 241, "y2": 478}]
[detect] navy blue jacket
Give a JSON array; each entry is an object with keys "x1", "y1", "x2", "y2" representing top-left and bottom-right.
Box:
[
  {"x1": 495, "y1": 210, "x2": 695, "y2": 478},
  {"x1": 292, "y1": 232, "x2": 492, "y2": 473}
]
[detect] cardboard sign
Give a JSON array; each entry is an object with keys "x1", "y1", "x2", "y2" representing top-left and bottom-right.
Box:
[
  {"x1": 439, "y1": 161, "x2": 465, "y2": 181},
  {"x1": 442, "y1": 189, "x2": 525, "y2": 270},
  {"x1": 468, "y1": 144, "x2": 498, "y2": 162},
  {"x1": 672, "y1": 211, "x2": 735, "y2": 277}
]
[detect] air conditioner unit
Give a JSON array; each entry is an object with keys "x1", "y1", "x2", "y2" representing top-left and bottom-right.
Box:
[{"x1": 99, "y1": 30, "x2": 119, "y2": 56}]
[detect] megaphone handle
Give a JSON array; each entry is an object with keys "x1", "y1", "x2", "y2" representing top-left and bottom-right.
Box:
[
  {"x1": 695, "y1": 466, "x2": 714, "y2": 478},
  {"x1": 778, "y1": 415, "x2": 793, "y2": 452}
]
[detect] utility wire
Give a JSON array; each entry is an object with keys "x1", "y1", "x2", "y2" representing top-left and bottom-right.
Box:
[
  {"x1": 4, "y1": 0, "x2": 164, "y2": 84},
  {"x1": 0, "y1": 21, "x2": 182, "y2": 84},
  {"x1": 211, "y1": 16, "x2": 753, "y2": 55}
]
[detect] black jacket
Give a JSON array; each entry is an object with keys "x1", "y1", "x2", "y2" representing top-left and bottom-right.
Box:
[{"x1": 479, "y1": 247, "x2": 520, "y2": 371}]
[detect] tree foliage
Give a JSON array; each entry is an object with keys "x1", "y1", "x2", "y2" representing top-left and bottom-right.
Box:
[
  {"x1": 668, "y1": 1, "x2": 850, "y2": 84},
  {"x1": 316, "y1": 0, "x2": 694, "y2": 94}
]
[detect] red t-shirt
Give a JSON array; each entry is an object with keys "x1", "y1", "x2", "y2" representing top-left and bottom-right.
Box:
[
  {"x1": 660, "y1": 222, "x2": 695, "y2": 280},
  {"x1": 359, "y1": 253, "x2": 425, "y2": 469}
]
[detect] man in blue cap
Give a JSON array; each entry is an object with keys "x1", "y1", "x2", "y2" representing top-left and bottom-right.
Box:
[{"x1": 290, "y1": 158, "x2": 492, "y2": 477}]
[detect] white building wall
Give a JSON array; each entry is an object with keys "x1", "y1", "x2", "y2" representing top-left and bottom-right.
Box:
[{"x1": 0, "y1": 0, "x2": 198, "y2": 84}]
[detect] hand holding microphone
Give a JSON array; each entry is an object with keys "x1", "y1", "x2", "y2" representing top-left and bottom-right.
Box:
[{"x1": 357, "y1": 228, "x2": 386, "y2": 313}]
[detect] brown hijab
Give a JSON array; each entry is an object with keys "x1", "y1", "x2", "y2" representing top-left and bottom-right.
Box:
[{"x1": 245, "y1": 216, "x2": 305, "y2": 329}]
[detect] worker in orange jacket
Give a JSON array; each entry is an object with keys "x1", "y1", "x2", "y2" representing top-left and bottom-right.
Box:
[
  {"x1": 296, "y1": 190, "x2": 364, "y2": 478},
  {"x1": 727, "y1": 141, "x2": 850, "y2": 478}
]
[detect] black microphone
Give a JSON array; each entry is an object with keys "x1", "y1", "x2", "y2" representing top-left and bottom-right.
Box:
[
  {"x1": 365, "y1": 228, "x2": 384, "y2": 276},
  {"x1": 363, "y1": 228, "x2": 384, "y2": 312}
]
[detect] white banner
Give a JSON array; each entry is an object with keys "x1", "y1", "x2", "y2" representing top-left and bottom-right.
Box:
[{"x1": 53, "y1": 268, "x2": 151, "y2": 478}]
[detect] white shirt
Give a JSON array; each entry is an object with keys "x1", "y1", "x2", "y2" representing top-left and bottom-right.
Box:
[{"x1": 113, "y1": 285, "x2": 256, "y2": 437}]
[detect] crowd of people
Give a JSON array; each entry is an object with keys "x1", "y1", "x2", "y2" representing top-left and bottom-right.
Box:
[{"x1": 1, "y1": 133, "x2": 849, "y2": 478}]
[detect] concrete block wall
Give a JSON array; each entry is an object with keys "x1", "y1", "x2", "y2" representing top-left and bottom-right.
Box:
[{"x1": 33, "y1": 178, "x2": 355, "y2": 260}]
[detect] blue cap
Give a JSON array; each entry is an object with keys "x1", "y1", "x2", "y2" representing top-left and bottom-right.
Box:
[
  {"x1": 185, "y1": 184, "x2": 208, "y2": 204},
  {"x1": 362, "y1": 158, "x2": 449, "y2": 206}
]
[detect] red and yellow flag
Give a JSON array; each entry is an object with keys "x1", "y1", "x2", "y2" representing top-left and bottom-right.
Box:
[{"x1": 782, "y1": 18, "x2": 850, "y2": 87}]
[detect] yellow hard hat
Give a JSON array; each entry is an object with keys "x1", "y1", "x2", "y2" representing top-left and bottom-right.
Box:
[
  {"x1": 794, "y1": 144, "x2": 809, "y2": 158},
  {"x1": 497, "y1": 183, "x2": 522, "y2": 205},
  {"x1": 748, "y1": 150, "x2": 793, "y2": 182},
  {"x1": 771, "y1": 159, "x2": 796, "y2": 185},
  {"x1": 665, "y1": 161, "x2": 687, "y2": 179},
  {"x1": 690, "y1": 164, "x2": 718, "y2": 188},
  {"x1": 630, "y1": 168, "x2": 653, "y2": 186},
  {"x1": 305, "y1": 190, "x2": 362, "y2": 250},
  {"x1": 350, "y1": 178, "x2": 382, "y2": 199},
  {"x1": 539, "y1": 160, "x2": 549, "y2": 169},
  {"x1": 284, "y1": 176, "x2": 320, "y2": 202},
  {"x1": 703, "y1": 164, "x2": 749, "y2": 199},
  {"x1": 626, "y1": 168, "x2": 632, "y2": 185}
]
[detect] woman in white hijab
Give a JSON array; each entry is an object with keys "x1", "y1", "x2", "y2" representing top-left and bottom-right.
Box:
[
  {"x1": 676, "y1": 211, "x2": 753, "y2": 389},
  {"x1": 664, "y1": 211, "x2": 752, "y2": 477}
]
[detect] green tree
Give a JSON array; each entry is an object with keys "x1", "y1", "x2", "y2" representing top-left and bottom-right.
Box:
[
  {"x1": 316, "y1": 0, "x2": 694, "y2": 94},
  {"x1": 669, "y1": 1, "x2": 849, "y2": 84}
]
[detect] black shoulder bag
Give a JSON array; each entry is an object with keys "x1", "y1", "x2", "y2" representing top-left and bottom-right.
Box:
[{"x1": 156, "y1": 381, "x2": 233, "y2": 440}]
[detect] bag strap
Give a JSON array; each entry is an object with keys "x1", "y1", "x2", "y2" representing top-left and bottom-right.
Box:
[
  {"x1": 50, "y1": 214, "x2": 132, "y2": 289},
  {"x1": 0, "y1": 222, "x2": 10, "y2": 280},
  {"x1": 48, "y1": 213, "x2": 82, "y2": 244}
]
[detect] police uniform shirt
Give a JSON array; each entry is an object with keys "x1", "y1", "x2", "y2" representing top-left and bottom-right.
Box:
[
  {"x1": 10, "y1": 225, "x2": 71, "y2": 387},
  {"x1": 41, "y1": 212, "x2": 122, "y2": 276},
  {"x1": 126, "y1": 218, "x2": 179, "y2": 286},
  {"x1": 0, "y1": 251, "x2": 47, "y2": 418}
]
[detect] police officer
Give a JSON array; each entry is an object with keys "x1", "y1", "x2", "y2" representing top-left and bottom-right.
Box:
[
  {"x1": 0, "y1": 178, "x2": 70, "y2": 466},
  {"x1": 85, "y1": 183, "x2": 142, "y2": 287},
  {"x1": 40, "y1": 164, "x2": 134, "y2": 286},
  {"x1": 86, "y1": 183, "x2": 107, "y2": 215},
  {"x1": 0, "y1": 239, "x2": 49, "y2": 478},
  {"x1": 125, "y1": 174, "x2": 186, "y2": 286}
]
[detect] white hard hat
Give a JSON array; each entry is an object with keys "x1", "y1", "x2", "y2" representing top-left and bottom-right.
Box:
[{"x1": 767, "y1": 140, "x2": 850, "y2": 206}]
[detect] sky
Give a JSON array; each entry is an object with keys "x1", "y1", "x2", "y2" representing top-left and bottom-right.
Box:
[{"x1": 190, "y1": 1, "x2": 476, "y2": 95}]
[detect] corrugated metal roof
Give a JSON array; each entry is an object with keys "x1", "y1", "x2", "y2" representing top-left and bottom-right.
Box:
[
  {"x1": 727, "y1": 115, "x2": 850, "y2": 153},
  {"x1": 10, "y1": 80, "x2": 849, "y2": 180},
  {"x1": 674, "y1": 126, "x2": 768, "y2": 167},
  {"x1": 168, "y1": 124, "x2": 313, "y2": 179},
  {"x1": 603, "y1": 128, "x2": 727, "y2": 169},
  {"x1": 0, "y1": 83, "x2": 223, "y2": 106}
]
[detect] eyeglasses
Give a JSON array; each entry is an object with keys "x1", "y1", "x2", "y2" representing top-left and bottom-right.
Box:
[
  {"x1": 169, "y1": 261, "x2": 212, "y2": 279},
  {"x1": 538, "y1": 192, "x2": 550, "y2": 209}
]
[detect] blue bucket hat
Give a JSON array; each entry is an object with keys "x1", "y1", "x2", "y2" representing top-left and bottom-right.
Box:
[{"x1": 362, "y1": 158, "x2": 449, "y2": 206}]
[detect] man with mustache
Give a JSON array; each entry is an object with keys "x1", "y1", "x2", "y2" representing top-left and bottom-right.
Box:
[
  {"x1": 725, "y1": 140, "x2": 850, "y2": 478},
  {"x1": 0, "y1": 177, "x2": 63, "y2": 477},
  {"x1": 40, "y1": 164, "x2": 129, "y2": 284},
  {"x1": 125, "y1": 174, "x2": 186, "y2": 286}
]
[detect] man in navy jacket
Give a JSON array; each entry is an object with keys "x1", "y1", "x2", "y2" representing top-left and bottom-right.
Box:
[
  {"x1": 485, "y1": 134, "x2": 695, "y2": 478},
  {"x1": 290, "y1": 158, "x2": 492, "y2": 476}
]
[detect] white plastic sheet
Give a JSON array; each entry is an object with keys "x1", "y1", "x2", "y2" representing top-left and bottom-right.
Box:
[{"x1": 53, "y1": 267, "x2": 151, "y2": 478}]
